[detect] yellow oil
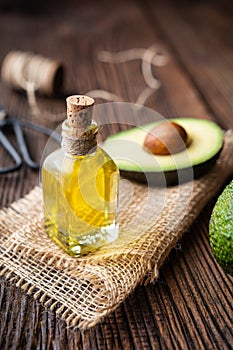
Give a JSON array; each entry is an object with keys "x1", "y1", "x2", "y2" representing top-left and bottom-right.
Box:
[{"x1": 42, "y1": 147, "x2": 119, "y2": 256}]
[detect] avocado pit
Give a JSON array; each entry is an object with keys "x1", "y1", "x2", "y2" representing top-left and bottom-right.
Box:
[{"x1": 143, "y1": 121, "x2": 190, "y2": 155}]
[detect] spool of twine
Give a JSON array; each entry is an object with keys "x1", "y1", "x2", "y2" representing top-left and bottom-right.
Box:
[
  {"x1": 1, "y1": 50, "x2": 64, "y2": 96},
  {"x1": 61, "y1": 95, "x2": 98, "y2": 156}
]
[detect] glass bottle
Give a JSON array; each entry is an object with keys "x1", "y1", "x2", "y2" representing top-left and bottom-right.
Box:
[{"x1": 42, "y1": 95, "x2": 119, "y2": 256}]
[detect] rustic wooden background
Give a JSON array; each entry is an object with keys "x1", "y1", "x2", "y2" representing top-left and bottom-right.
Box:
[{"x1": 0, "y1": 0, "x2": 232, "y2": 348}]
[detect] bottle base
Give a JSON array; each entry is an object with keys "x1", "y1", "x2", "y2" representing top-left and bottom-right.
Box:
[{"x1": 46, "y1": 222, "x2": 119, "y2": 257}]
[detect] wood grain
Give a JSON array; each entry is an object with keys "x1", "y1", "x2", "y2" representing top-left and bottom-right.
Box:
[
  {"x1": 144, "y1": 0, "x2": 233, "y2": 129},
  {"x1": 0, "y1": 0, "x2": 232, "y2": 349}
]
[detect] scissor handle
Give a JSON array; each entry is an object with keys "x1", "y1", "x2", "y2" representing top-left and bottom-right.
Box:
[
  {"x1": 0, "y1": 105, "x2": 60, "y2": 173},
  {"x1": 20, "y1": 120, "x2": 61, "y2": 142},
  {"x1": 13, "y1": 119, "x2": 40, "y2": 170},
  {"x1": 0, "y1": 129, "x2": 22, "y2": 173}
]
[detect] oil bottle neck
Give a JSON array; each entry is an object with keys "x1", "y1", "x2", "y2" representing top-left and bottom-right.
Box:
[{"x1": 61, "y1": 120, "x2": 98, "y2": 156}]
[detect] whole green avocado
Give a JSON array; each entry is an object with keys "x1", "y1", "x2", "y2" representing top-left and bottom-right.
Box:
[{"x1": 209, "y1": 180, "x2": 233, "y2": 276}]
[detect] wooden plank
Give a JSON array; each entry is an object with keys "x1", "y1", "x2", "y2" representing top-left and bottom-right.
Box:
[{"x1": 143, "y1": 0, "x2": 233, "y2": 129}]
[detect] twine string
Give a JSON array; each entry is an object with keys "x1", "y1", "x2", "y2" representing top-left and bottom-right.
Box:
[
  {"x1": 3, "y1": 45, "x2": 169, "y2": 121},
  {"x1": 141, "y1": 45, "x2": 162, "y2": 89},
  {"x1": 87, "y1": 44, "x2": 169, "y2": 105},
  {"x1": 25, "y1": 81, "x2": 66, "y2": 122},
  {"x1": 1, "y1": 51, "x2": 66, "y2": 122},
  {"x1": 83, "y1": 90, "x2": 123, "y2": 102},
  {"x1": 61, "y1": 121, "x2": 98, "y2": 156},
  {"x1": 97, "y1": 46, "x2": 169, "y2": 66}
]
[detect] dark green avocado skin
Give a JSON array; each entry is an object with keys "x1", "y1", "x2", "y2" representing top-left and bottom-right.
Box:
[
  {"x1": 209, "y1": 180, "x2": 233, "y2": 276},
  {"x1": 121, "y1": 150, "x2": 221, "y2": 187}
]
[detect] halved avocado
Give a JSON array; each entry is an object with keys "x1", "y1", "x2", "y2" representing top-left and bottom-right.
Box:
[{"x1": 102, "y1": 118, "x2": 224, "y2": 186}]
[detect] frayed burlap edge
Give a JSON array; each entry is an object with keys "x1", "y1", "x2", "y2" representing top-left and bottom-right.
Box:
[{"x1": 0, "y1": 130, "x2": 232, "y2": 330}]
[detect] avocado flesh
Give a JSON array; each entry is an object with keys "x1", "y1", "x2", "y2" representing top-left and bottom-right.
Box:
[
  {"x1": 209, "y1": 180, "x2": 233, "y2": 276},
  {"x1": 102, "y1": 118, "x2": 223, "y2": 185}
]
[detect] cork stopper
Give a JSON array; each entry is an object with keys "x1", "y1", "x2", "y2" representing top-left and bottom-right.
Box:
[
  {"x1": 62, "y1": 95, "x2": 98, "y2": 156},
  {"x1": 66, "y1": 95, "x2": 95, "y2": 130}
]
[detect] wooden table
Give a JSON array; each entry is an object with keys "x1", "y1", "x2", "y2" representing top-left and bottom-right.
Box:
[{"x1": 0, "y1": 0, "x2": 232, "y2": 348}]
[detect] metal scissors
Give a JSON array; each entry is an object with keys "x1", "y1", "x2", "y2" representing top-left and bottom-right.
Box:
[{"x1": 0, "y1": 106, "x2": 60, "y2": 174}]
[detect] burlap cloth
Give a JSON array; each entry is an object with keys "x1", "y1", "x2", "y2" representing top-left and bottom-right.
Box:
[{"x1": 0, "y1": 131, "x2": 232, "y2": 330}]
